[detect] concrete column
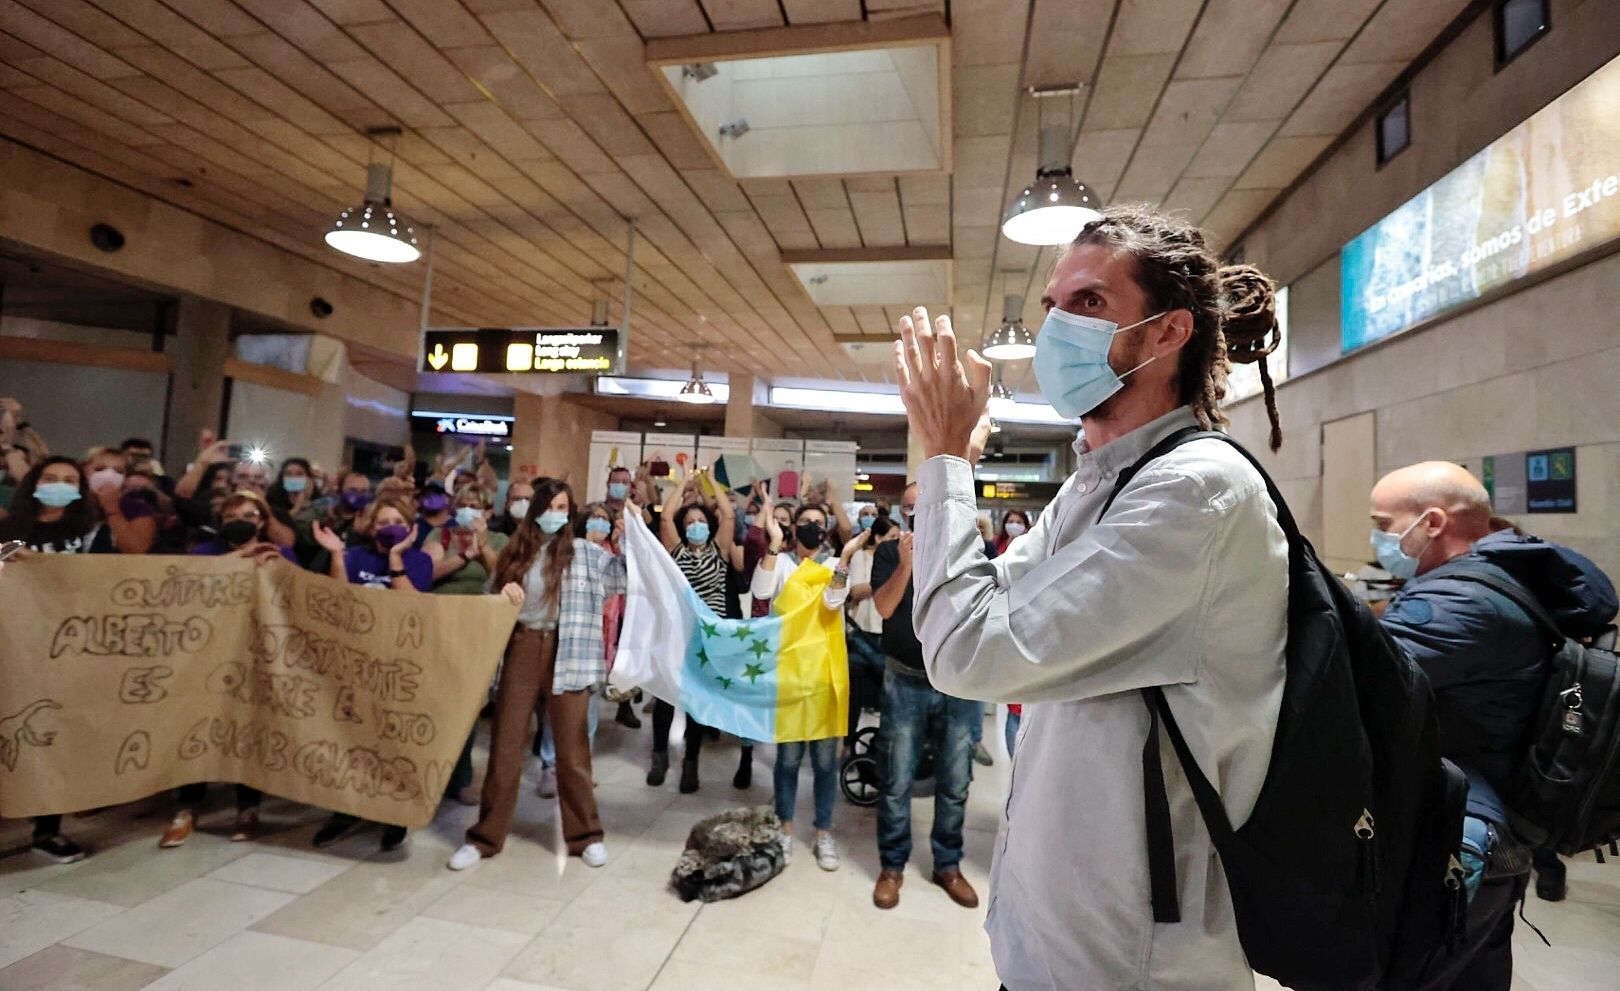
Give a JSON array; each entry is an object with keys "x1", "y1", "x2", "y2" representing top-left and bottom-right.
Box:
[
  {"x1": 161, "y1": 297, "x2": 231, "y2": 465},
  {"x1": 724, "y1": 372, "x2": 756, "y2": 438},
  {"x1": 510, "y1": 393, "x2": 618, "y2": 486}
]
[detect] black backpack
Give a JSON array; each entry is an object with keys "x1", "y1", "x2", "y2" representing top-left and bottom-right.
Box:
[
  {"x1": 1102, "y1": 428, "x2": 1469, "y2": 991},
  {"x1": 1422, "y1": 560, "x2": 1620, "y2": 858}
]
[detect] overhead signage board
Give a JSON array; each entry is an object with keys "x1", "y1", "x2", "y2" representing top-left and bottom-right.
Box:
[
  {"x1": 1341, "y1": 53, "x2": 1620, "y2": 354},
  {"x1": 409, "y1": 412, "x2": 513, "y2": 439},
  {"x1": 422, "y1": 328, "x2": 620, "y2": 375},
  {"x1": 976, "y1": 480, "x2": 1063, "y2": 502}
]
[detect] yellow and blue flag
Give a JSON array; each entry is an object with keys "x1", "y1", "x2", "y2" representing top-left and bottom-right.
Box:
[{"x1": 611, "y1": 508, "x2": 847, "y2": 743}]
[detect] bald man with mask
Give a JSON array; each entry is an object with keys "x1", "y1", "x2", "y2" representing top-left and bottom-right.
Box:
[{"x1": 1372, "y1": 462, "x2": 1616, "y2": 991}]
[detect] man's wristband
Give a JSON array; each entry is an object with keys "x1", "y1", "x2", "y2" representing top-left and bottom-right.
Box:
[{"x1": 388, "y1": 568, "x2": 407, "y2": 578}]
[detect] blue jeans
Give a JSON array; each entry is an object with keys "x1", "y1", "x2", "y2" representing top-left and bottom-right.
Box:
[
  {"x1": 876, "y1": 663, "x2": 978, "y2": 872},
  {"x1": 1005, "y1": 708, "x2": 1021, "y2": 759},
  {"x1": 774, "y1": 737, "x2": 840, "y2": 830}
]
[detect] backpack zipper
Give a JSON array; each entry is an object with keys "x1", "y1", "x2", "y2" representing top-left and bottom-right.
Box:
[
  {"x1": 1569, "y1": 672, "x2": 1620, "y2": 847},
  {"x1": 1444, "y1": 854, "x2": 1468, "y2": 948},
  {"x1": 1355, "y1": 809, "x2": 1380, "y2": 893}
]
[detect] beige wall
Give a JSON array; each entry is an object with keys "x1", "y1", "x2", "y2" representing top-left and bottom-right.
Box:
[
  {"x1": 1225, "y1": 0, "x2": 1620, "y2": 577},
  {"x1": 0, "y1": 140, "x2": 427, "y2": 362}
]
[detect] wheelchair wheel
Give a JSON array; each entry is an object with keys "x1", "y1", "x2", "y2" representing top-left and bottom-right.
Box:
[
  {"x1": 851, "y1": 725, "x2": 879, "y2": 757},
  {"x1": 840, "y1": 754, "x2": 881, "y2": 806}
]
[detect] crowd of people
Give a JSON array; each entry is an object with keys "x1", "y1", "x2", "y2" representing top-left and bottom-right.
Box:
[{"x1": 0, "y1": 397, "x2": 1016, "y2": 911}]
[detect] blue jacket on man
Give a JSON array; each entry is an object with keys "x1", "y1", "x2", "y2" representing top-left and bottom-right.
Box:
[{"x1": 1381, "y1": 530, "x2": 1618, "y2": 803}]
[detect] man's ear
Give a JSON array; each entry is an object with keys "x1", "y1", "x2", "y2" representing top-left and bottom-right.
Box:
[
  {"x1": 1156, "y1": 309, "x2": 1195, "y2": 355},
  {"x1": 1424, "y1": 508, "x2": 1448, "y2": 538}
]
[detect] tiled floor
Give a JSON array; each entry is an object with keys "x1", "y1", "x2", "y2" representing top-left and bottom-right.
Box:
[{"x1": 2, "y1": 704, "x2": 1616, "y2": 990}]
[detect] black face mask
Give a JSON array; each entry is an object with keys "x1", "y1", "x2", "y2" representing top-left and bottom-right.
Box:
[
  {"x1": 220, "y1": 519, "x2": 260, "y2": 547},
  {"x1": 795, "y1": 522, "x2": 825, "y2": 549}
]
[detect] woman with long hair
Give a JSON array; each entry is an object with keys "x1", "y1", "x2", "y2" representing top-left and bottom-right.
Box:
[
  {"x1": 0, "y1": 456, "x2": 103, "y2": 862},
  {"x1": 448, "y1": 477, "x2": 625, "y2": 872},
  {"x1": 993, "y1": 510, "x2": 1031, "y2": 557}
]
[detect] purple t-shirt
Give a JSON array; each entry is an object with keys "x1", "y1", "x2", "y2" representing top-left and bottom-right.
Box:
[
  {"x1": 343, "y1": 545, "x2": 432, "y2": 592},
  {"x1": 189, "y1": 540, "x2": 297, "y2": 563}
]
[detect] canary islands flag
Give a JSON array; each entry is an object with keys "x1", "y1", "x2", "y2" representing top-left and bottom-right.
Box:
[{"x1": 611, "y1": 508, "x2": 848, "y2": 743}]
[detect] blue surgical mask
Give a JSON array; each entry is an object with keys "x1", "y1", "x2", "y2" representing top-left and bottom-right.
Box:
[
  {"x1": 454, "y1": 507, "x2": 482, "y2": 528},
  {"x1": 607, "y1": 482, "x2": 629, "y2": 501},
  {"x1": 282, "y1": 476, "x2": 308, "y2": 493},
  {"x1": 537, "y1": 510, "x2": 569, "y2": 534},
  {"x1": 685, "y1": 522, "x2": 710, "y2": 544},
  {"x1": 586, "y1": 517, "x2": 612, "y2": 537},
  {"x1": 1032, "y1": 307, "x2": 1166, "y2": 419},
  {"x1": 35, "y1": 482, "x2": 83, "y2": 507},
  {"x1": 1370, "y1": 512, "x2": 1433, "y2": 580}
]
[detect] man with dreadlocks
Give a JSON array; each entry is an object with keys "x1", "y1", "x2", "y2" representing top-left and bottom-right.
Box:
[{"x1": 895, "y1": 204, "x2": 1290, "y2": 990}]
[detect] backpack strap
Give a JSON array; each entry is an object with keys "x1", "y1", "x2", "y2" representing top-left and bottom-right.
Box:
[
  {"x1": 1099, "y1": 426, "x2": 1292, "y2": 924},
  {"x1": 1420, "y1": 559, "x2": 1566, "y2": 651}
]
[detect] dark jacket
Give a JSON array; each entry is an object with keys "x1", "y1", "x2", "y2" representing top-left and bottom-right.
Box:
[{"x1": 1381, "y1": 531, "x2": 1618, "y2": 803}]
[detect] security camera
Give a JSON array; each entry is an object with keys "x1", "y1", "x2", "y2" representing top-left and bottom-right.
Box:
[
  {"x1": 718, "y1": 118, "x2": 750, "y2": 139},
  {"x1": 682, "y1": 62, "x2": 719, "y2": 82},
  {"x1": 89, "y1": 223, "x2": 125, "y2": 252}
]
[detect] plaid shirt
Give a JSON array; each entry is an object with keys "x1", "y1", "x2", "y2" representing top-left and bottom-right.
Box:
[{"x1": 517, "y1": 538, "x2": 627, "y2": 692}]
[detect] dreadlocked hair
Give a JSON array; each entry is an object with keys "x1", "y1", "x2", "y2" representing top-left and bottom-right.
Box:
[{"x1": 1071, "y1": 204, "x2": 1284, "y2": 451}]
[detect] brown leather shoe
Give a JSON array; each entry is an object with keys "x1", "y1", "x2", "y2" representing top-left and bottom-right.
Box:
[
  {"x1": 230, "y1": 807, "x2": 258, "y2": 843},
  {"x1": 160, "y1": 810, "x2": 194, "y2": 848},
  {"x1": 873, "y1": 868, "x2": 904, "y2": 909},
  {"x1": 932, "y1": 868, "x2": 980, "y2": 908}
]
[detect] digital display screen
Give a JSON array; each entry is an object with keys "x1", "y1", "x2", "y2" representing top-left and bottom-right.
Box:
[{"x1": 1341, "y1": 54, "x2": 1620, "y2": 354}]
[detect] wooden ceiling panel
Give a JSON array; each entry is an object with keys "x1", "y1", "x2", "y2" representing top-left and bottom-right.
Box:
[
  {"x1": 1025, "y1": 0, "x2": 1112, "y2": 87},
  {"x1": 211, "y1": 65, "x2": 351, "y2": 133},
  {"x1": 344, "y1": 21, "x2": 488, "y2": 104},
  {"x1": 682, "y1": 168, "x2": 751, "y2": 212},
  {"x1": 1272, "y1": 0, "x2": 1383, "y2": 46},
  {"x1": 1224, "y1": 42, "x2": 1342, "y2": 123},
  {"x1": 781, "y1": 0, "x2": 862, "y2": 26},
  {"x1": 229, "y1": 0, "x2": 371, "y2": 62},
  {"x1": 619, "y1": 0, "x2": 710, "y2": 39},
  {"x1": 1174, "y1": 0, "x2": 1290, "y2": 79},
  {"x1": 1181, "y1": 120, "x2": 1277, "y2": 179},
  {"x1": 638, "y1": 110, "x2": 717, "y2": 170},
  {"x1": 1200, "y1": 187, "x2": 1279, "y2": 249},
  {"x1": 1071, "y1": 127, "x2": 1139, "y2": 194},
  {"x1": 475, "y1": 9, "x2": 610, "y2": 99},
  {"x1": 1277, "y1": 60, "x2": 1404, "y2": 138},
  {"x1": 701, "y1": 0, "x2": 784, "y2": 32},
  {"x1": 575, "y1": 37, "x2": 671, "y2": 116},
  {"x1": 226, "y1": 31, "x2": 379, "y2": 114},
  {"x1": 376, "y1": 0, "x2": 491, "y2": 48},
  {"x1": 948, "y1": 0, "x2": 1028, "y2": 69},
  {"x1": 953, "y1": 63, "x2": 1021, "y2": 138},
  {"x1": 1341, "y1": 0, "x2": 1472, "y2": 66},
  {"x1": 556, "y1": 93, "x2": 659, "y2": 158},
  {"x1": 439, "y1": 46, "x2": 566, "y2": 121},
  {"x1": 307, "y1": 0, "x2": 395, "y2": 27},
  {"x1": 804, "y1": 207, "x2": 863, "y2": 249},
  {"x1": 537, "y1": 0, "x2": 640, "y2": 40},
  {"x1": 1083, "y1": 54, "x2": 1175, "y2": 131},
  {"x1": 91, "y1": 0, "x2": 250, "y2": 70},
  {"x1": 8, "y1": 50, "x2": 175, "y2": 127},
  {"x1": 2, "y1": 2, "x2": 141, "y2": 78},
  {"x1": 1108, "y1": 0, "x2": 1202, "y2": 57},
  {"x1": 1233, "y1": 133, "x2": 1333, "y2": 190},
  {"x1": 848, "y1": 180, "x2": 906, "y2": 246},
  {"x1": 18, "y1": 0, "x2": 148, "y2": 48}
]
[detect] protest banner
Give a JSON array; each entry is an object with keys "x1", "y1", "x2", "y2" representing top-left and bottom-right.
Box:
[{"x1": 0, "y1": 555, "x2": 516, "y2": 828}]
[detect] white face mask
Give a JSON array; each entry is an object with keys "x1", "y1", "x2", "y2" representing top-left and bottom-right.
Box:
[
  {"x1": 1004, "y1": 521, "x2": 1027, "y2": 537},
  {"x1": 508, "y1": 498, "x2": 531, "y2": 520}
]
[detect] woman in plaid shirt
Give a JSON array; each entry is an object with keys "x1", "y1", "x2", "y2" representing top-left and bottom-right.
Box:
[{"x1": 448, "y1": 478, "x2": 627, "y2": 872}]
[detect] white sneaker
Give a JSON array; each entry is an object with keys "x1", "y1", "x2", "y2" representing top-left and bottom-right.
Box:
[
  {"x1": 447, "y1": 843, "x2": 482, "y2": 871},
  {"x1": 537, "y1": 766, "x2": 557, "y2": 798},
  {"x1": 814, "y1": 833, "x2": 840, "y2": 872},
  {"x1": 779, "y1": 831, "x2": 794, "y2": 866},
  {"x1": 581, "y1": 841, "x2": 608, "y2": 868}
]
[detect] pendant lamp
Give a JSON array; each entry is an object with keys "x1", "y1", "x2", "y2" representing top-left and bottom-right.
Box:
[
  {"x1": 984, "y1": 294, "x2": 1037, "y2": 361},
  {"x1": 326, "y1": 127, "x2": 420, "y2": 264},
  {"x1": 1001, "y1": 124, "x2": 1102, "y2": 246},
  {"x1": 677, "y1": 349, "x2": 716, "y2": 404}
]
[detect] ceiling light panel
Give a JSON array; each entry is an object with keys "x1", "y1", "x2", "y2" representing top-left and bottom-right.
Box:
[{"x1": 789, "y1": 260, "x2": 949, "y2": 306}]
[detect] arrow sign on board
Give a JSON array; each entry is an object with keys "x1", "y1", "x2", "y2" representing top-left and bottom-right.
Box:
[{"x1": 427, "y1": 343, "x2": 450, "y2": 370}]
